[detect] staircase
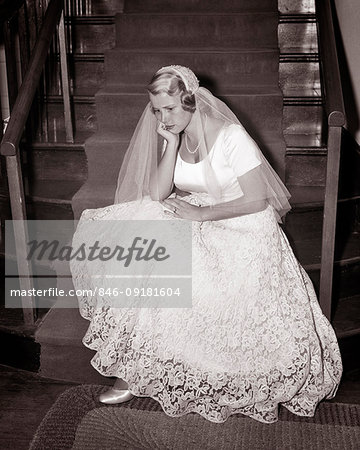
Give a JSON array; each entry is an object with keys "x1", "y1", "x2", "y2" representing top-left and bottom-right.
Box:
[{"x1": 1, "y1": 0, "x2": 359, "y2": 383}]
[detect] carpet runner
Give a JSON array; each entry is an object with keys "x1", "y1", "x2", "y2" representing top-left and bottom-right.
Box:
[{"x1": 29, "y1": 385, "x2": 360, "y2": 449}]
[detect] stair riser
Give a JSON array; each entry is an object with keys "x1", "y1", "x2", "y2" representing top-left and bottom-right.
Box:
[
  {"x1": 70, "y1": 21, "x2": 115, "y2": 54},
  {"x1": 286, "y1": 154, "x2": 326, "y2": 186},
  {"x1": 24, "y1": 150, "x2": 87, "y2": 182},
  {"x1": 0, "y1": 330, "x2": 40, "y2": 372},
  {"x1": 0, "y1": 197, "x2": 74, "y2": 220},
  {"x1": 125, "y1": 0, "x2": 278, "y2": 13},
  {"x1": 308, "y1": 262, "x2": 360, "y2": 300},
  {"x1": 285, "y1": 200, "x2": 360, "y2": 241},
  {"x1": 38, "y1": 101, "x2": 97, "y2": 138},
  {"x1": 280, "y1": 61, "x2": 320, "y2": 95},
  {"x1": 116, "y1": 13, "x2": 278, "y2": 49},
  {"x1": 279, "y1": 0, "x2": 315, "y2": 14},
  {"x1": 105, "y1": 50, "x2": 279, "y2": 88},
  {"x1": 39, "y1": 343, "x2": 113, "y2": 385},
  {"x1": 283, "y1": 105, "x2": 323, "y2": 135},
  {"x1": 279, "y1": 22, "x2": 317, "y2": 52},
  {"x1": 71, "y1": 58, "x2": 105, "y2": 96}
]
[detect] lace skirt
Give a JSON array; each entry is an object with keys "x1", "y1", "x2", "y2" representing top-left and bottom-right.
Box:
[{"x1": 70, "y1": 196, "x2": 342, "y2": 423}]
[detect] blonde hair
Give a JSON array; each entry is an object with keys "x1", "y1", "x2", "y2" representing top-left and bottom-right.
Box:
[{"x1": 147, "y1": 71, "x2": 196, "y2": 112}]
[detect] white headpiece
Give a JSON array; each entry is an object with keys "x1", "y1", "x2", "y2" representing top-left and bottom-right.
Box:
[{"x1": 156, "y1": 65, "x2": 200, "y2": 94}]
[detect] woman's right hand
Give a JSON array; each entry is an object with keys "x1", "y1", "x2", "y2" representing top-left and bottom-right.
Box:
[{"x1": 156, "y1": 121, "x2": 179, "y2": 148}]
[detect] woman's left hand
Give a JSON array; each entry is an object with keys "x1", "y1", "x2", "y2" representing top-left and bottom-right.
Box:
[{"x1": 161, "y1": 198, "x2": 204, "y2": 221}]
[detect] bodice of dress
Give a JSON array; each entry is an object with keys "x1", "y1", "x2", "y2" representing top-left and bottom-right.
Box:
[{"x1": 174, "y1": 123, "x2": 261, "y2": 203}]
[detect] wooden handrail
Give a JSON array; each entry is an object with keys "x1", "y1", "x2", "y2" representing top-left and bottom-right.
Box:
[
  {"x1": 1, "y1": 0, "x2": 72, "y2": 325},
  {"x1": 315, "y1": 0, "x2": 346, "y2": 320},
  {"x1": 316, "y1": 0, "x2": 346, "y2": 127},
  {"x1": 1, "y1": 0, "x2": 64, "y2": 156}
]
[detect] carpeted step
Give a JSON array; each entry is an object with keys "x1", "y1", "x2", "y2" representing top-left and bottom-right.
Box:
[
  {"x1": 105, "y1": 49, "x2": 280, "y2": 88},
  {"x1": 71, "y1": 133, "x2": 130, "y2": 217},
  {"x1": 95, "y1": 87, "x2": 284, "y2": 137},
  {"x1": 72, "y1": 182, "x2": 116, "y2": 219},
  {"x1": 35, "y1": 260, "x2": 112, "y2": 384},
  {"x1": 35, "y1": 307, "x2": 112, "y2": 385},
  {"x1": 125, "y1": 0, "x2": 278, "y2": 13},
  {"x1": 82, "y1": 132, "x2": 129, "y2": 182},
  {"x1": 29, "y1": 386, "x2": 360, "y2": 450},
  {"x1": 116, "y1": 13, "x2": 278, "y2": 49}
]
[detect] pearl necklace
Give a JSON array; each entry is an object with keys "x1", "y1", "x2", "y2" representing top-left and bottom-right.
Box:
[
  {"x1": 184, "y1": 115, "x2": 207, "y2": 154},
  {"x1": 185, "y1": 133, "x2": 201, "y2": 154}
]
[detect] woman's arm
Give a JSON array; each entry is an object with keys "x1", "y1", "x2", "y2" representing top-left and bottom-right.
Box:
[
  {"x1": 162, "y1": 166, "x2": 268, "y2": 221},
  {"x1": 149, "y1": 123, "x2": 180, "y2": 201},
  {"x1": 200, "y1": 198, "x2": 267, "y2": 221},
  {"x1": 201, "y1": 166, "x2": 267, "y2": 220}
]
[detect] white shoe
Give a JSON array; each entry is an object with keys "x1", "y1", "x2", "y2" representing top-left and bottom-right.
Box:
[{"x1": 99, "y1": 388, "x2": 134, "y2": 404}]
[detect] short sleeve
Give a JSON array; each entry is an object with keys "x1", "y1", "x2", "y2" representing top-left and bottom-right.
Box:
[{"x1": 222, "y1": 124, "x2": 261, "y2": 177}]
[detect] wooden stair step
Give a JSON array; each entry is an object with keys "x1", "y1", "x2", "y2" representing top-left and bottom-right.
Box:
[
  {"x1": 283, "y1": 88, "x2": 322, "y2": 99},
  {"x1": 40, "y1": 96, "x2": 97, "y2": 136},
  {"x1": 291, "y1": 233, "x2": 360, "y2": 269},
  {"x1": 66, "y1": 15, "x2": 115, "y2": 54},
  {"x1": 279, "y1": 19, "x2": 318, "y2": 53},
  {"x1": 283, "y1": 103, "x2": 323, "y2": 136},
  {"x1": 25, "y1": 180, "x2": 83, "y2": 204},
  {"x1": 278, "y1": 0, "x2": 315, "y2": 14},
  {"x1": 280, "y1": 62, "x2": 321, "y2": 96},
  {"x1": 284, "y1": 133, "x2": 324, "y2": 148},
  {"x1": 69, "y1": 53, "x2": 105, "y2": 96},
  {"x1": 333, "y1": 295, "x2": 360, "y2": 339},
  {"x1": 22, "y1": 150, "x2": 87, "y2": 183},
  {"x1": 30, "y1": 130, "x2": 92, "y2": 146},
  {"x1": 286, "y1": 153, "x2": 326, "y2": 187}
]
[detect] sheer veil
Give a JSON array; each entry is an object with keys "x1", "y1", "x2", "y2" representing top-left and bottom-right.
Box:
[{"x1": 114, "y1": 66, "x2": 291, "y2": 221}]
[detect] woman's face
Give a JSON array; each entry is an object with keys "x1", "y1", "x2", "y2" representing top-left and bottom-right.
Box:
[{"x1": 149, "y1": 92, "x2": 193, "y2": 134}]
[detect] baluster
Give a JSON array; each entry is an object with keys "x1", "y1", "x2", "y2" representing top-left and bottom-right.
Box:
[{"x1": 58, "y1": 9, "x2": 74, "y2": 143}]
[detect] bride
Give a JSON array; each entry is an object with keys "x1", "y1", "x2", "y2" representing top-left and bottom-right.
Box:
[{"x1": 70, "y1": 65, "x2": 342, "y2": 424}]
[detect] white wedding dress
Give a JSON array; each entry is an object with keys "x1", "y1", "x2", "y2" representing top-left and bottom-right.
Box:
[{"x1": 70, "y1": 124, "x2": 342, "y2": 423}]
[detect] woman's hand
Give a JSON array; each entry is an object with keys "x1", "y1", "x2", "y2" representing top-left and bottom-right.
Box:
[
  {"x1": 161, "y1": 198, "x2": 204, "y2": 221},
  {"x1": 156, "y1": 121, "x2": 179, "y2": 147}
]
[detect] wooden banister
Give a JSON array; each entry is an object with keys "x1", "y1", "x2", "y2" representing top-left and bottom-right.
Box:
[
  {"x1": 316, "y1": 0, "x2": 346, "y2": 127},
  {"x1": 315, "y1": 0, "x2": 346, "y2": 320},
  {"x1": 1, "y1": 0, "x2": 72, "y2": 325},
  {"x1": 1, "y1": 0, "x2": 65, "y2": 156}
]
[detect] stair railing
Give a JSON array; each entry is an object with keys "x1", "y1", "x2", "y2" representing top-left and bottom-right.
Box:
[
  {"x1": 315, "y1": 0, "x2": 346, "y2": 320},
  {"x1": 0, "y1": 0, "x2": 73, "y2": 325}
]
